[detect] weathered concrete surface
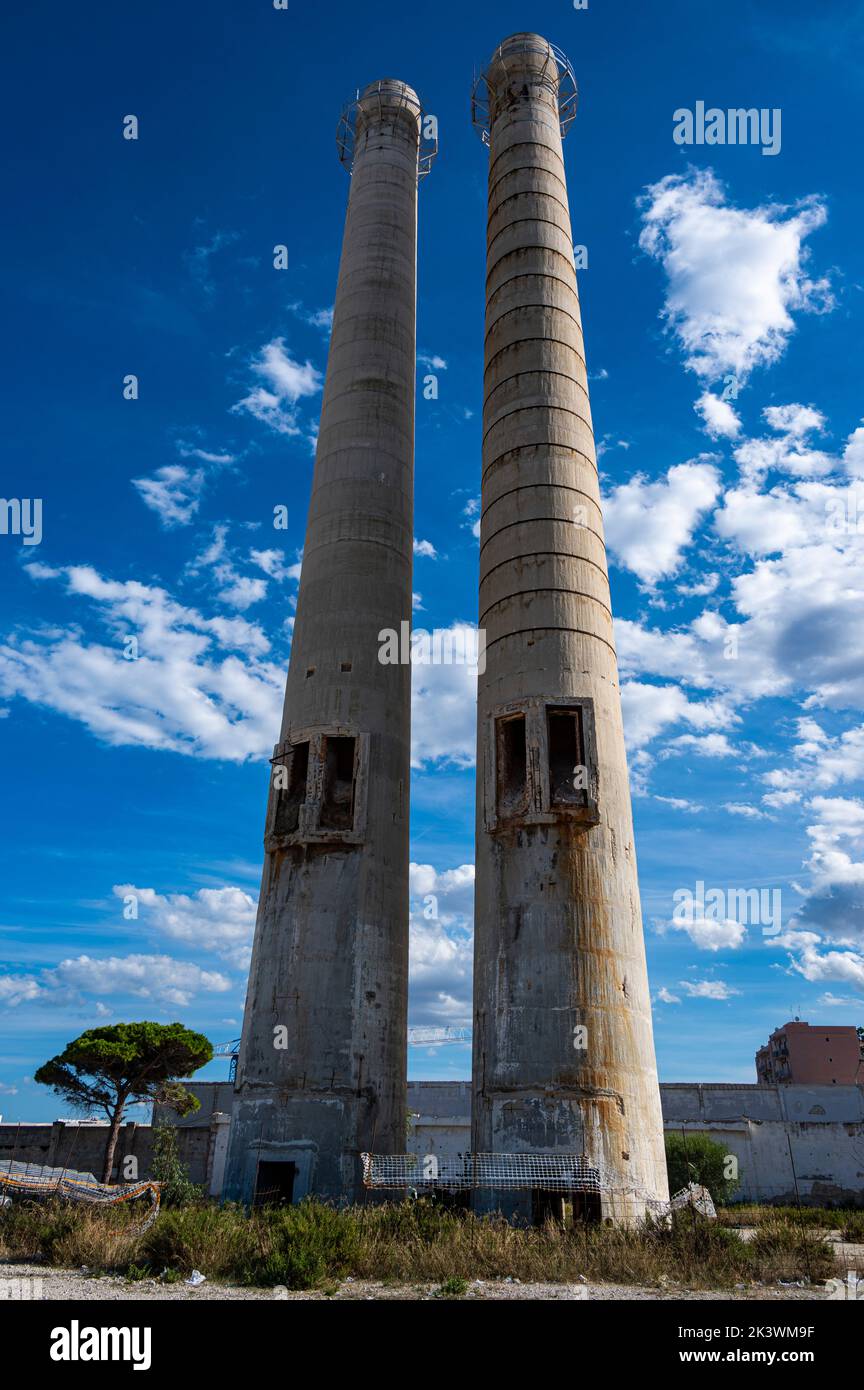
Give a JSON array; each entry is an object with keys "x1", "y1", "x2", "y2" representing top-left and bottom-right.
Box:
[
  {"x1": 663, "y1": 1084, "x2": 864, "y2": 1206},
  {"x1": 222, "y1": 79, "x2": 423, "y2": 1205},
  {"x1": 470, "y1": 33, "x2": 668, "y2": 1222},
  {"x1": 0, "y1": 1119, "x2": 213, "y2": 1186},
  {"x1": 404, "y1": 1081, "x2": 864, "y2": 1208}
]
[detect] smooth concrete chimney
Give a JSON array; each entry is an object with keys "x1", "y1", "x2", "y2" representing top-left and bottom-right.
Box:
[
  {"x1": 223, "y1": 79, "x2": 427, "y2": 1206},
  {"x1": 470, "y1": 34, "x2": 668, "y2": 1222}
]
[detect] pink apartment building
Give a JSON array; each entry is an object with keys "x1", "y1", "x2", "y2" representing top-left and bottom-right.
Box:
[{"x1": 756, "y1": 1020, "x2": 863, "y2": 1086}]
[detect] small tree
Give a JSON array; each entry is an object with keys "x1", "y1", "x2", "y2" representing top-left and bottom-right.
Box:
[
  {"x1": 35, "y1": 1022, "x2": 213, "y2": 1183},
  {"x1": 664, "y1": 1131, "x2": 741, "y2": 1205},
  {"x1": 151, "y1": 1123, "x2": 203, "y2": 1206}
]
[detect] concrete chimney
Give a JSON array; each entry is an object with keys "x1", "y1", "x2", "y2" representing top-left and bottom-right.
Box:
[
  {"x1": 470, "y1": 34, "x2": 668, "y2": 1222},
  {"x1": 223, "y1": 79, "x2": 428, "y2": 1206}
]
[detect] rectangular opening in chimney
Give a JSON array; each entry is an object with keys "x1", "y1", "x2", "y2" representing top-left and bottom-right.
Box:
[
  {"x1": 496, "y1": 713, "x2": 527, "y2": 819},
  {"x1": 547, "y1": 707, "x2": 585, "y2": 807},
  {"x1": 273, "y1": 740, "x2": 309, "y2": 836},
  {"x1": 320, "y1": 735, "x2": 357, "y2": 830}
]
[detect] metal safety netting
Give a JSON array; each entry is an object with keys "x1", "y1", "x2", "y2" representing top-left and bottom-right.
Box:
[
  {"x1": 0, "y1": 1161, "x2": 162, "y2": 1232},
  {"x1": 361, "y1": 1152, "x2": 714, "y2": 1219},
  {"x1": 362, "y1": 1152, "x2": 602, "y2": 1193}
]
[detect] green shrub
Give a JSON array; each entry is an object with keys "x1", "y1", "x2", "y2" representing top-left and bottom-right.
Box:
[
  {"x1": 434, "y1": 1276, "x2": 468, "y2": 1298},
  {"x1": 665, "y1": 1132, "x2": 741, "y2": 1203},
  {"x1": 841, "y1": 1212, "x2": 864, "y2": 1243},
  {"x1": 151, "y1": 1124, "x2": 204, "y2": 1207},
  {"x1": 0, "y1": 1196, "x2": 843, "y2": 1292}
]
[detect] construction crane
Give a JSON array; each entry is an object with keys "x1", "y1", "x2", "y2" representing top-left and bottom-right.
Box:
[
  {"x1": 214, "y1": 1039, "x2": 241, "y2": 1083},
  {"x1": 407, "y1": 1026, "x2": 471, "y2": 1046}
]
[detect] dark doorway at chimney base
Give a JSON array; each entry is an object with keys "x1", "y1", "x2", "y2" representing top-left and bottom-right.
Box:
[{"x1": 254, "y1": 1160, "x2": 297, "y2": 1207}]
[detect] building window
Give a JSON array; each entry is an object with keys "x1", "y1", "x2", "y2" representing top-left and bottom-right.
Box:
[
  {"x1": 547, "y1": 706, "x2": 585, "y2": 807},
  {"x1": 320, "y1": 735, "x2": 357, "y2": 830},
  {"x1": 273, "y1": 741, "x2": 309, "y2": 836},
  {"x1": 496, "y1": 714, "x2": 527, "y2": 819}
]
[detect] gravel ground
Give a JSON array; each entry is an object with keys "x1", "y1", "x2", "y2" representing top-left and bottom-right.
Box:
[{"x1": 1, "y1": 1261, "x2": 842, "y2": 1301}]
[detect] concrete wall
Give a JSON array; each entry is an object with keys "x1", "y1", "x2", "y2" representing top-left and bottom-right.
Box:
[
  {"x1": 0, "y1": 1120, "x2": 211, "y2": 1186},
  {"x1": 7, "y1": 1080, "x2": 861, "y2": 1206},
  {"x1": 406, "y1": 1081, "x2": 864, "y2": 1207},
  {"x1": 661, "y1": 1083, "x2": 864, "y2": 1206},
  {"x1": 406, "y1": 1080, "x2": 471, "y2": 1160}
]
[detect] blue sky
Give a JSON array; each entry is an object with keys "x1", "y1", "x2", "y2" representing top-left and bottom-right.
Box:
[{"x1": 2, "y1": 0, "x2": 864, "y2": 1119}]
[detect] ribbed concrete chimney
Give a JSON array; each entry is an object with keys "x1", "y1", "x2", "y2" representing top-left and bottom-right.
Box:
[
  {"x1": 223, "y1": 79, "x2": 426, "y2": 1206},
  {"x1": 470, "y1": 34, "x2": 668, "y2": 1222}
]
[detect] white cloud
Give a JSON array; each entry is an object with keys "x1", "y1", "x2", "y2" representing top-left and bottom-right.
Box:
[
  {"x1": 596, "y1": 434, "x2": 631, "y2": 460},
  {"x1": 638, "y1": 169, "x2": 831, "y2": 383},
  {"x1": 678, "y1": 979, "x2": 739, "y2": 1000},
  {"x1": 664, "y1": 915, "x2": 747, "y2": 951},
  {"x1": 185, "y1": 229, "x2": 240, "y2": 295},
  {"x1": 695, "y1": 391, "x2": 741, "y2": 439},
  {"x1": 762, "y1": 788, "x2": 802, "y2": 809},
  {"x1": 788, "y1": 943, "x2": 864, "y2": 994},
  {"x1": 132, "y1": 464, "x2": 206, "y2": 528},
  {"x1": 784, "y1": 797, "x2": 864, "y2": 948},
  {"x1": 0, "y1": 564, "x2": 283, "y2": 761},
  {"x1": 663, "y1": 732, "x2": 736, "y2": 758},
  {"x1": 411, "y1": 625, "x2": 480, "y2": 767},
  {"x1": 762, "y1": 720, "x2": 864, "y2": 797},
  {"x1": 214, "y1": 574, "x2": 268, "y2": 611},
  {"x1": 408, "y1": 862, "x2": 474, "y2": 1027},
  {"x1": 113, "y1": 884, "x2": 257, "y2": 968},
  {"x1": 603, "y1": 461, "x2": 720, "y2": 583},
  {"x1": 763, "y1": 403, "x2": 826, "y2": 438},
  {"x1": 654, "y1": 795, "x2": 704, "y2": 813},
  {"x1": 617, "y1": 465, "x2": 864, "y2": 712},
  {"x1": 414, "y1": 539, "x2": 438, "y2": 559},
  {"x1": 620, "y1": 681, "x2": 733, "y2": 749},
  {"x1": 679, "y1": 572, "x2": 720, "y2": 597},
  {"x1": 723, "y1": 802, "x2": 772, "y2": 820},
  {"x1": 732, "y1": 407, "x2": 833, "y2": 481},
  {"x1": 655, "y1": 987, "x2": 681, "y2": 1004},
  {"x1": 418, "y1": 353, "x2": 447, "y2": 371},
  {"x1": 187, "y1": 529, "x2": 300, "y2": 612},
  {"x1": 462, "y1": 497, "x2": 481, "y2": 539},
  {"x1": 0, "y1": 974, "x2": 42, "y2": 1007},
  {"x1": 249, "y1": 548, "x2": 302, "y2": 582},
  {"x1": 0, "y1": 955, "x2": 231, "y2": 1009},
  {"x1": 176, "y1": 443, "x2": 236, "y2": 465},
  {"x1": 232, "y1": 338, "x2": 322, "y2": 436},
  {"x1": 410, "y1": 862, "x2": 475, "y2": 921},
  {"x1": 843, "y1": 422, "x2": 864, "y2": 478}
]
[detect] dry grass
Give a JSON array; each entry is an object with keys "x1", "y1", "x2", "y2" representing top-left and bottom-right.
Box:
[
  {"x1": 0, "y1": 1198, "x2": 839, "y2": 1291},
  {"x1": 718, "y1": 1203, "x2": 862, "y2": 1231}
]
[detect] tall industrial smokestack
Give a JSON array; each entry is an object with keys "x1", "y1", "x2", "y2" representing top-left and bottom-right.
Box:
[
  {"x1": 470, "y1": 34, "x2": 668, "y2": 1222},
  {"x1": 223, "y1": 79, "x2": 430, "y2": 1206}
]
